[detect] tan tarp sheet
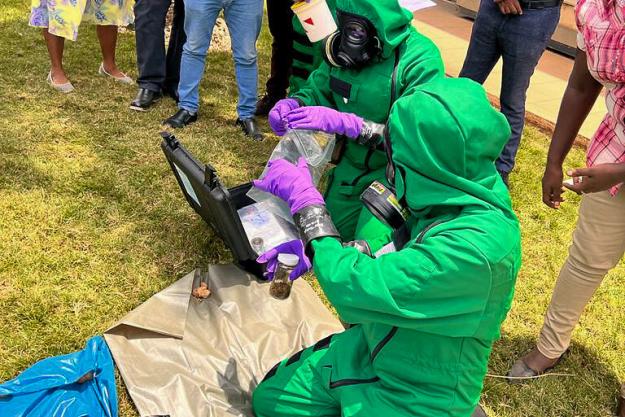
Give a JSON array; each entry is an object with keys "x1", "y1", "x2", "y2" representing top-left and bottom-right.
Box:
[{"x1": 104, "y1": 264, "x2": 343, "y2": 417}]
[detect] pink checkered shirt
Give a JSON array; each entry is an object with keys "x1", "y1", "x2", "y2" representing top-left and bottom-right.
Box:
[{"x1": 576, "y1": 0, "x2": 625, "y2": 194}]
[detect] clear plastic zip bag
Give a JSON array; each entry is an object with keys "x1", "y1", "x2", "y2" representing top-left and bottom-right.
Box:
[
  {"x1": 237, "y1": 199, "x2": 300, "y2": 256},
  {"x1": 246, "y1": 129, "x2": 336, "y2": 221}
]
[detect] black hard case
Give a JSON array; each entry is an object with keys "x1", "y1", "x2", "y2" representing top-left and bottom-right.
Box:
[{"x1": 160, "y1": 132, "x2": 263, "y2": 277}]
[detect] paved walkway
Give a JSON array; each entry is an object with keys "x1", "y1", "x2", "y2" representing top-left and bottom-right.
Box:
[{"x1": 413, "y1": 4, "x2": 605, "y2": 140}]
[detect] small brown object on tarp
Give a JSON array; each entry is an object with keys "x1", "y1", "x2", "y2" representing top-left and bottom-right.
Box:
[
  {"x1": 192, "y1": 268, "x2": 211, "y2": 299},
  {"x1": 104, "y1": 264, "x2": 342, "y2": 417},
  {"x1": 192, "y1": 282, "x2": 211, "y2": 299}
]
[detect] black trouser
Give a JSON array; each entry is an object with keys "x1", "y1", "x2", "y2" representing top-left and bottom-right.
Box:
[
  {"x1": 264, "y1": 0, "x2": 295, "y2": 98},
  {"x1": 134, "y1": 0, "x2": 186, "y2": 95}
]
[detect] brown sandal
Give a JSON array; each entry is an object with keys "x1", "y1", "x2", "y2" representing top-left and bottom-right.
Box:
[{"x1": 506, "y1": 349, "x2": 568, "y2": 384}]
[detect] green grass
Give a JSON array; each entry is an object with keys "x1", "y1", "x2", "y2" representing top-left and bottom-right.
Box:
[{"x1": 0, "y1": 1, "x2": 623, "y2": 416}]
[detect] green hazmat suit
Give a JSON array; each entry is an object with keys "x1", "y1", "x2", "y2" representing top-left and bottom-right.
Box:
[
  {"x1": 290, "y1": 0, "x2": 444, "y2": 252},
  {"x1": 253, "y1": 77, "x2": 522, "y2": 416}
]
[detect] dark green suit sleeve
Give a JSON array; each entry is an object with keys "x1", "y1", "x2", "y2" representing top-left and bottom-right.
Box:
[{"x1": 310, "y1": 233, "x2": 493, "y2": 338}]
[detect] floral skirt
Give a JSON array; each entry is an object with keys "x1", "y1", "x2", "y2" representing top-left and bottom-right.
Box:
[{"x1": 29, "y1": 0, "x2": 134, "y2": 41}]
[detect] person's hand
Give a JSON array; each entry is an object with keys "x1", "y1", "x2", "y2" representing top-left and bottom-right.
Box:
[
  {"x1": 542, "y1": 163, "x2": 565, "y2": 208},
  {"x1": 497, "y1": 0, "x2": 523, "y2": 14},
  {"x1": 269, "y1": 98, "x2": 300, "y2": 136},
  {"x1": 257, "y1": 240, "x2": 311, "y2": 280},
  {"x1": 284, "y1": 106, "x2": 364, "y2": 139},
  {"x1": 563, "y1": 163, "x2": 625, "y2": 194},
  {"x1": 253, "y1": 157, "x2": 325, "y2": 214}
]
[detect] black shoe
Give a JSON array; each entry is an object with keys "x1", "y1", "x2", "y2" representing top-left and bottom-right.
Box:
[
  {"x1": 498, "y1": 170, "x2": 510, "y2": 188},
  {"x1": 255, "y1": 93, "x2": 284, "y2": 117},
  {"x1": 130, "y1": 88, "x2": 162, "y2": 111},
  {"x1": 163, "y1": 109, "x2": 198, "y2": 128},
  {"x1": 237, "y1": 117, "x2": 264, "y2": 141},
  {"x1": 471, "y1": 405, "x2": 488, "y2": 417}
]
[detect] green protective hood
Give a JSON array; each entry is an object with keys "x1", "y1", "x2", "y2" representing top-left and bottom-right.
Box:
[
  {"x1": 388, "y1": 77, "x2": 514, "y2": 217},
  {"x1": 334, "y1": 0, "x2": 413, "y2": 58}
]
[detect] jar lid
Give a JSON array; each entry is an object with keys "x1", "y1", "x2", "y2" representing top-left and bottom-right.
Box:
[{"x1": 278, "y1": 253, "x2": 300, "y2": 267}]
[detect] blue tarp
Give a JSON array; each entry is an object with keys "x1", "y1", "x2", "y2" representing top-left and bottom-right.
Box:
[{"x1": 0, "y1": 336, "x2": 118, "y2": 417}]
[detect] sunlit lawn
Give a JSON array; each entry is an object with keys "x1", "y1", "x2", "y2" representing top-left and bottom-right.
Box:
[{"x1": 0, "y1": 1, "x2": 623, "y2": 416}]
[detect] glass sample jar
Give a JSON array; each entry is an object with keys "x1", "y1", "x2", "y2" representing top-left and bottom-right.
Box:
[{"x1": 269, "y1": 253, "x2": 299, "y2": 299}]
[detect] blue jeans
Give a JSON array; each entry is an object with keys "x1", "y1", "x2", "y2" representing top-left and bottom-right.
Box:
[
  {"x1": 178, "y1": 0, "x2": 263, "y2": 119},
  {"x1": 459, "y1": 0, "x2": 560, "y2": 174}
]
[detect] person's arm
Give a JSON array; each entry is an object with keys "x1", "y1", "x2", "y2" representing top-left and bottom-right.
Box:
[
  {"x1": 563, "y1": 163, "x2": 625, "y2": 194},
  {"x1": 397, "y1": 35, "x2": 445, "y2": 97},
  {"x1": 291, "y1": 62, "x2": 334, "y2": 108},
  {"x1": 269, "y1": 64, "x2": 336, "y2": 136},
  {"x1": 310, "y1": 233, "x2": 497, "y2": 337},
  {"x1": 542, "y1": 49, "x2": 603, "y2": 208}
]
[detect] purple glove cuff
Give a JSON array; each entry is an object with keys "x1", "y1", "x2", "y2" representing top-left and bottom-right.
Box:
[
  {"x1": 289, "y1": 189, "x2": 325, "y2": 215},
  {"x1": 342, "y1": 113, "x2": 365, "y2": 139}
]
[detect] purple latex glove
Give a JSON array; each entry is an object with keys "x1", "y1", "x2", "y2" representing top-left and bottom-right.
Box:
[
  {"x1": 257, "y1": 239, "x2": 312, "y2": 280},
  {"x1": 253, "y1": 157, "x2": 325, "y2": 214},
  {"x1": 284, "y1": 106, "x2": 364, "y2": 138},
  {"x1": 269, "y1": 98, "x2": 300, "y2": 136}
]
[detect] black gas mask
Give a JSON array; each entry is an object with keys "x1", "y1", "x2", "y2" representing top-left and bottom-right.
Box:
[
  {"x1": 324, "y1": 11, "x2": 382, "y2": 69},
  {"x1": 360, "y1": 124, "x2": 409, "y2": 231}
]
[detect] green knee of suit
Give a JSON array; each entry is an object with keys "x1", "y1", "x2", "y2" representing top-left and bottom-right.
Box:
[
  {"x1": 253, "y1": 326, "x2": 398, "y2": 417},
  {"x1": 324, "y1": 159, "x2": 392, "y2": 253}
]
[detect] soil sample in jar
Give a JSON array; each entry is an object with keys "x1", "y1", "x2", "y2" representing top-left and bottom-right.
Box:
[{"x1": 269, "y1": 253, "x2": 299, "y2": 299}]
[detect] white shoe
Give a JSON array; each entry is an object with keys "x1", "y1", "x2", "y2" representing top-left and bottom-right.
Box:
[
  {"x1": 98, "y1": 63, "x2": 134, "y2": 84},
  {"x1": 47, "y1": 71, "x2": 74, "y2": 93}
]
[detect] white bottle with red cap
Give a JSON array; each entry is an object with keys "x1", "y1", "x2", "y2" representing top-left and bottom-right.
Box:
[{"x1": 291, "y1": 0, "x2": 337, "y2": 43}]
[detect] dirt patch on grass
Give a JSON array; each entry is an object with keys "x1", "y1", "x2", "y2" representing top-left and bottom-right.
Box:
[{"x1": 209, "y1": 18, "x2": 231, "y2": 52}]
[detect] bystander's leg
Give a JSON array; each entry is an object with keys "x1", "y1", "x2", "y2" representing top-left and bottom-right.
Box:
[
  {"x1": 164, "y1": 0, "x2": 187, "y2": 99},
  {"x1": 225, "y1": 0, "x2": 264, "y2": 140},
  {"x1": 256, "y1": 0, "x2": 295, "y2": 115},
  {"x1": 42, "y1": 29, "x2": 69, "y2": 85},
  {"x1": 96, "y1": 25, "x2": 126, "y2": 78},
  {"x1": 134, "y1": 0, "x2": 171, "y2": 94},
  {"x1": 495, "y1": 6, "x2": 559, "y2": 177}
]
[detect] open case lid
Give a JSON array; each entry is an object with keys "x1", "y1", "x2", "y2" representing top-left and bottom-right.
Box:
[{"x1": 160, "y1": 132, "x2": 263, "y2": 278}]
